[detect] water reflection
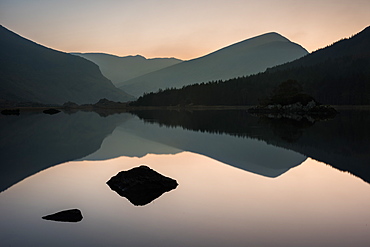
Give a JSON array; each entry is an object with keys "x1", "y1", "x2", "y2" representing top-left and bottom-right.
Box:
[
  {"x1": 131, "y1": 109, "x2": 370, "y2": 183},
  {"x1": 1, "y1": 109, "x2": 370, "y2": 246},
  {"x1": 82, "y1": 114, "x2": 306, "y2": 177},
  {"x1": 0, "y1": 111, "x2": 130, "y2": 191},
  {"x1": 1, "y1": 153, "x2": 370, "y2": 247},
  {"x1": 1, "y1": 108, "x2": 370, "y2": 193}
]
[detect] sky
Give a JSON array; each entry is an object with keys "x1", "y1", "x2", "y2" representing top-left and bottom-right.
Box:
[{"x1": 0, "y1": 0, "x2": 369, "y2": 60}]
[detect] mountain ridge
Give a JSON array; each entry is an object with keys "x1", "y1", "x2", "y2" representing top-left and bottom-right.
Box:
[
  {"x1": 0, "y1": 25, "x2": 134, "y2": 105},
  {"x1": 72, "y1": 52, "x2": 182, "y2": 86},
  {"x1": 119, "y1": 32, "x2": 308, "y2": 97},
  {"x1": 132, "y1": 25, "x2": 370, "y2": 106}
]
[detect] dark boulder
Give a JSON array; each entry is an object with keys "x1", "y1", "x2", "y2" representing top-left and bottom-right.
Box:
[
  {"x1": 43, "y1": 108, "x2": 61, "y2": 115},
  {"x1": 107, "y1": 165, "x2": 178, "y2": 206},
  {"x1": 42, "y1": 209, "x2": 83, "y2": 222},
  {"x1": 1, "y1": 109, "x2": 20, "y2": 115}
]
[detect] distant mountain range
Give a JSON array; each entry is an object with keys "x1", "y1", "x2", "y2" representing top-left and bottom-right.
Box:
[
  {"x1": 0, "y1": 25, "x2": 134, "y2": 105},
  {"x1": 71, "y1": 53, "x2": 182, "y2": 86},
  {"x1": 120, "y1": 32, "x2": 308, "y2": 97},
  {"x1": 132, "y1": 26, "x2": 370, "y2": 106}
]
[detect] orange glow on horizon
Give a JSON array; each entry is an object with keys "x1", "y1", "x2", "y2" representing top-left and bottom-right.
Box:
[{"x1": 1, "y1": 0, "x2": 369, "y2": 60}]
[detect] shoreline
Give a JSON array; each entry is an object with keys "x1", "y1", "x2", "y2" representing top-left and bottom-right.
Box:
[{"x1": 2, "y1": 104, "x2": 370, "y2": 113}]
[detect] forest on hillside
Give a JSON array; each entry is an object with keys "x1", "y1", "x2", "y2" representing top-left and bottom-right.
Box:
[
  {"x1": 131, "y1": 27, "x2": 370, "y2": 106},
  {"x1": 130, "y1": 55, "x2": 370, "y2": 106}
]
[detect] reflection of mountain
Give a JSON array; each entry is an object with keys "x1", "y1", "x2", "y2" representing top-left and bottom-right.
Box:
[
  {"x1": 5, "y1": 108, "x2": 367, "y2": 193},
  {"x1": 80, "y1": 124, "x2": 182, "y2": 160},
  {"x1": 0, "y1": 112, "x2": 130, "y2": 192},
  {"x1": 84, "y1": 113, "x2": 306, "y2": 178},
  {"x1": 131, "y1": 110, "x2": 370, "y2": 183}
]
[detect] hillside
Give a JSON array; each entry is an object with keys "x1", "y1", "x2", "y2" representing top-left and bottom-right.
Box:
[
  {"x1": 120, "y1": 32, "x2": 308, "y2": 97},
  {"x1": 72, "y1": 53, "x2": 182, "y2": 86},
  {"x1": 0, "y1": 25, "x2": 134, "y2": 105},
  {"x1": 132, "y1": 26, "x2": 370, "y2": 106}
]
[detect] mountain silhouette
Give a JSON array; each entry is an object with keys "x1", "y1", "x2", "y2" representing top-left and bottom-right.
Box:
[
  {"x1": 132, "y1": 26, "x2": 370, "y2": 106},
  {"x1": 0, "y1": 25, "x2": 134, "y2": 105},
  {"x1": 119, "y1": 32, "x2": 308, "y2": 97},
  {"x1": 72, "y1": 53, "x2": 182, "y2": 86}
]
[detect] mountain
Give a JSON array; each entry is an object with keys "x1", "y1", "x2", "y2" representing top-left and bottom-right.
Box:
[
  {"x1": 120, "y1": 32, "x2": 308, "y2": 97},
  {"x1": 0, "y1": 25, "x2": 134, "y2": 105},
  {"x1": 132, "y1": 26, "x2": 370, "y2": 106},
  {"x1": 72, "y1": 53, "x2": 182, "y2": 86}
]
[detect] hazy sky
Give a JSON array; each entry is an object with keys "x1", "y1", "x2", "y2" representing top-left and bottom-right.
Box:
[{"x1": 1, "y1": 0, "x2": 369, "y2": 60}]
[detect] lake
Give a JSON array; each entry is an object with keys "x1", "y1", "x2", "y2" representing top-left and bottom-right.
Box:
[{"x1": 1, "y1": 109, "x2": 370, "y2": 246}]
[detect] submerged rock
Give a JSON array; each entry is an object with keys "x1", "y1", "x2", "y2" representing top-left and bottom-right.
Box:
[
  {"x1": 107, "y1": 165, "x2": 178, "y2": 206},
  {"x1": 42, "y1": 209, "x2": 83, "y2": 222}
]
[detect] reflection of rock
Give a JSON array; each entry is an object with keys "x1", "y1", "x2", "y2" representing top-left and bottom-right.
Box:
[
  {"x1": 107, "y1": 165, "x2": 178, "y2": 206},
  {"x1": 254, "y1": 115, "x2": 315, "y2": 143},
  {"x1": 248, "y1": 102, "x2": 337, "y2": 121},
  {"x1": 42, "y1": 209, "x2": 83, "y2": 222},
  {"x1": 43, "y1": 108, "x2": 61, "y2": 115}
]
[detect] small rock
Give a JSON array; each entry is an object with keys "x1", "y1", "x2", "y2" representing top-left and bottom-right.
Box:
[{"x1": 42, "y1": 209, "x2": 83, "y2": 222}]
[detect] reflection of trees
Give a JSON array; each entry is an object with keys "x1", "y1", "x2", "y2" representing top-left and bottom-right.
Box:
[
  {"x1": 260, "y1": 117, "x2": 313, "y2": 143},
  {"x1": 131, "y1": 109, "x2": 370, "y2": 184}
]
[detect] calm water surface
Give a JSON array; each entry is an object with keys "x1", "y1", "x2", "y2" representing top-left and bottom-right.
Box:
[{"x1": 1, "y1": 110, "x2": 370, "y2": 246}]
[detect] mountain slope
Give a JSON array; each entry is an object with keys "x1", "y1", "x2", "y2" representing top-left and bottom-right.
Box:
[
  {"x1": 72, "y1": 53, "x2": 182, "y2": 86},
  {"x1": 132, "y1": 26, "x2": 370, "y2": 106},
  {"x1": 120, "y1": 32, "x2": 308, "y2": 97},
  {"x1": 0, "y1": 25, "x2": 134, "y2": 105}
]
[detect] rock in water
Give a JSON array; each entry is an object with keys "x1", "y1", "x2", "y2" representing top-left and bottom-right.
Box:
[
  {"x1": 1, "y1": 109, "x2": 20, "y2": 115},
  {"x1": 43, "y1": 108, "x2": 61, "y2": 115},
  {"x1": 42, "y1": 209, "x2": 83, "y2": 222},
  {"x1": 106, "y1": 165, "x2": 178, "y2": 206}
]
